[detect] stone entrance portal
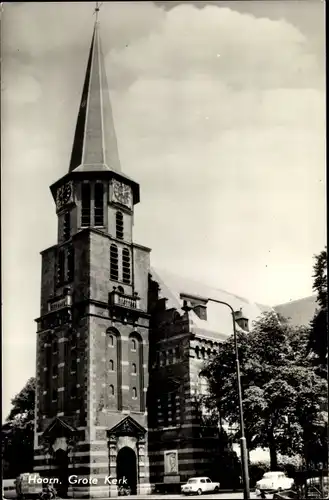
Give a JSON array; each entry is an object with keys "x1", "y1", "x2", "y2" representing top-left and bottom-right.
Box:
[
  {"x1": 39, "y1": 417, "x2": 78, "y2": 497},
  {"x1": 107, "y1": 416, "x2": 149, "y2": 496},
  {"x1": 116, "y1": 446, "x2": 137, "y2": 495}
]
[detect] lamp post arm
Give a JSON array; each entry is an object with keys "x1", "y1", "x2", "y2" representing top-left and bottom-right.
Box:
[{"x1": 207, "y1": 297, "x2": 250, "y2": 500}]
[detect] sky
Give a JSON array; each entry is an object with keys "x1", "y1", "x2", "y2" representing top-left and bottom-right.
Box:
[{"x1": 1, "y1": 1, "x2": 326, "y2": 419}]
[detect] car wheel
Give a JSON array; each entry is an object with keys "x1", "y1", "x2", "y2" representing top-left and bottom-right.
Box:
[
  {"x1": 214, "y1": 486, "x2": 219, "y2": 492},
  {"x1": 197, "y1": 489, "x2": 202, "y2": 495}
]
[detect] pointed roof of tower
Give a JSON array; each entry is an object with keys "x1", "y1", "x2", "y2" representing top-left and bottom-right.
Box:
[{"x1": 68, "y1": 20, "x2": 121, "y2": 173}]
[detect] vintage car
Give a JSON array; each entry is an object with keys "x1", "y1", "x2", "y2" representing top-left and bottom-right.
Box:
[
  {"x1": 181, "y1": 477, "x2": 220, "y2": 495},
  {"x1": 256, "y1": 471, "x2": 294, "y2": 494}
]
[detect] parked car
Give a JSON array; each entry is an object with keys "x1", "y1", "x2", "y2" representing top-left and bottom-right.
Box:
[
  {"x1": 181, "y1": 477, "x2": 220, "y2": 495},
  {"x1": 255, "y1": 471, "x2": 294, "y2": 495}
]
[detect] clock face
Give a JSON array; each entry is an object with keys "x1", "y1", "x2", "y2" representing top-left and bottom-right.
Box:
[
  {"x1": 112, "y1": 180, "x2": 132, "y2": 208},
  {"x1": 56, "y1": 182, "x2": 73, "y2": 211}
]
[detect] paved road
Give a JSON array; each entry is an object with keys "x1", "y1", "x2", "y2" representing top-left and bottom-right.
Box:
[{"x1": 92, "y1": 493, "x2": 265, "y2": 500}]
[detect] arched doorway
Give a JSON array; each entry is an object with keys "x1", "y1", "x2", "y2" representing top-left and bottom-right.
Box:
[
  {"x1": 54, "y1": 449, "x2": 69, "y2": 497},
  {"x1": 116, "y1": 447, "x2": 137, "y2": 495}
]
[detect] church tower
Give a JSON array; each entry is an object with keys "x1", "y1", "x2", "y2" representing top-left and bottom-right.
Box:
[{"x1": 34, "y1": 18, "x2": 151, "y2": 498}]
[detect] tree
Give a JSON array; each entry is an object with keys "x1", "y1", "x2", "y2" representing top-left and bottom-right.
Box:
[
  {"x1": 2, "y1": 377, "x2": 36, "y2": 478},
  {"x1": 202, "y1": 312, "x2": 327, "y2": 470},
  {"x1": 308, "y1": 248, "x2": 328, "y2": 376}
]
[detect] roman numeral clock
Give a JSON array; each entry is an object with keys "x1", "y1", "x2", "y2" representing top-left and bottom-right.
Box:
[{"x1": 110, "y1": 179, "x2": 133, "y2": 210}]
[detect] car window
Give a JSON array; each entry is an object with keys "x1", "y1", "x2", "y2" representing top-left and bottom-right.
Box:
[
  {"x1": 201, "y1": 479, "x2": 206, "y2": 483},
  {"x1": 188, "y1": 479, "x2": 198, "y2": 483},
  {"x1": 206, "y1": 479, "x2": 211, "y2": 483}
]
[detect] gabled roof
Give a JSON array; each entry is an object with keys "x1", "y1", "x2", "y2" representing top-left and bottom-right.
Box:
[
  {"x1": 42, "y1": 417, "x2": 76, "y2": 437},
  {"x1": 150, "y1": 267, "x2": 270, "y2": 340},
  {"x1": 68, "y1": 21, "x2": 121, "y2": 174},
  {"x1": 274, "y1": 295, "x2": 317, "y2": 327}
]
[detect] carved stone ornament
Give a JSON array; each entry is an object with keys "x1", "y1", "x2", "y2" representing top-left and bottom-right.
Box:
[{"x1": 121, "y1": 419, "x2": 134, "y2": 435}]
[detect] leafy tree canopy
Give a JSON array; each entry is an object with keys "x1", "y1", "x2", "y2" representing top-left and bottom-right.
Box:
[
  {"x1": 2, "y1": 377, "x2": 36, "y2": 478},
  {"x1": 202, "y1": 311, "x2": 327, "y2": 470},
  {"x1": 308, "y1": 248, "x2": 328, "y2": 373}
]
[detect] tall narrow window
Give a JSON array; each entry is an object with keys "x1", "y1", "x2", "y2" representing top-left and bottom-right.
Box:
[
  {"x1": 56, "y1": 249, "x2": 65, "y2": 285},
  {"x1": 109, "y1": 384, "x2": 115, "y2": 397},
  {"x1": 63, "y1": 212, "x2": 71, "y2": 241},
  {"x1": 122, "y1": 248, "x2": 131, "y2": 284},
  {"x1": 132, "y1": 363, "x2": 137, "y2": 374},
  {"x1": 116, "y1": 211, "x2": 124, "y2": 239},
  {"x1": 110, "y1": 244, "x2": 119, "y2": 281},
  {"x1": 131, "y1": 339, "x2": 136, "y2": 352},
  {"x1": 67, "y1": 246, "x2": 74, "y2": 282},
  {"x1": 52, "y1": 389, "x2": 57, "y2": 402},
  {"x1": 81, "y1": 183, "x2": 91, "y2": 227},
  {"x1": 94, "y1": 182, "x2": 104, "y2": 226},
  {"x1": 132, "y1": 387, "x2": 137, "y2": 399},
  {"x1": 109, "y1": 360, "x2": 114, "y2": 371}
]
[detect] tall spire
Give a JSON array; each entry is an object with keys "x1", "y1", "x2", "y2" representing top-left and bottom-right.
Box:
[{"x1": 69, "y1": 15, "x2": 121, "y2": 173}]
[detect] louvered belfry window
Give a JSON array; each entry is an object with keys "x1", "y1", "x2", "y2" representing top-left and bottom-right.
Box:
[
  {"x1": 94, "y1": 182, "x2": 104, "y2": 226},
  {"x1": 110, "y1": 244, "x2": 119, "y2": 281},
  {"x1": 122, "y1": 248, "x2": 131, "y2": 284},
  {"x1": 116, "y1": 211, "x2": 124, "y2": 239},
  {"x1": 81, "y1": 183, "x2": 91, "y2": 227}
]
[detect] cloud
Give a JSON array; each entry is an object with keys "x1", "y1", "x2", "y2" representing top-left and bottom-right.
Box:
[{"x1": 109, "y1": 4, "x2": 321, "y2": 90}]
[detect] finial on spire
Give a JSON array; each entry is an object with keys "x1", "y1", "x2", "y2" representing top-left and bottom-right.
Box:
[{"x1": 93, "y1": 2, "x2": 102, "y2": 22}]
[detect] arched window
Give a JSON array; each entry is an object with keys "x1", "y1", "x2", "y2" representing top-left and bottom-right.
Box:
[
  {"x1": 110, "y1": 244, "x2": 119, "y2": 281},
  {"x1": 132, "y1": 363, "x2": 137, "y2": 374},
  {"x1": 109, "y1": 360, "x2": 114, "y2": 371},
  {"x1": 116, "y1": 211, "x2": 124, "y2": 239},
  {"x1": 108, "y1": 335, "x2": 114, "y2": 347},
  {"x1": 131, "y1": 339, "x2": 136, "y2": 352},
  {"x1": 81, "y1": 183, "x2": 91, "y2": 227},
  {"x1": 109, "y1": 384, "x2": 115, "y2": 397},
  {"x1": 122, "y1": 248, "x2": 131, "y2": 284},
  {"x1": 52, "y1": 389, "x2": 57, "y2": 402},
  {"x1": 94, "y1": 182, "x2": 104, "y2": 226},
  {"x1": 71, "y1": 387, "x2": 77, "y2": 399},
  {"x1": 132, "y1": 387, "x2": 137, "y2": 399}
]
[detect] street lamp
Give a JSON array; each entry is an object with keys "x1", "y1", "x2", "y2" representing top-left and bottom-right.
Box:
[{"x1": 208, "y1": 298, "x2": 250, "y2": 500}]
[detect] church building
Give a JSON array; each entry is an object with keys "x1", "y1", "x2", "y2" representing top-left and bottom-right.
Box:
[{"x1": 32, "y1": 18, "x2": 316, "y2": 497}]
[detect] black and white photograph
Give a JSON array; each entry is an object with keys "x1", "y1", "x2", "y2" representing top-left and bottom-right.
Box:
[{"x1": 1, "y1": 1, "x2": 327, "y2": 500}]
